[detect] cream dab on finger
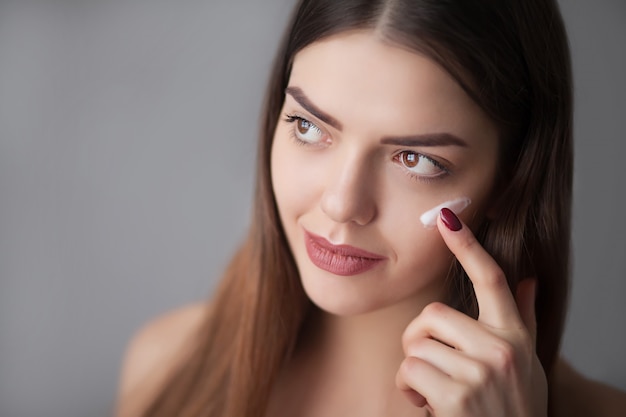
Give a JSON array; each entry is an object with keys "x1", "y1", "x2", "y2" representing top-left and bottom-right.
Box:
[{"x1": 420, "y1": 197, "x2": 472, "y2": 228}]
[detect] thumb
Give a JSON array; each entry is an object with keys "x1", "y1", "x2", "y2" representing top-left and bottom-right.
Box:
[{"x1": 515, "y1": 278, "x2": 538, "y2": 345}]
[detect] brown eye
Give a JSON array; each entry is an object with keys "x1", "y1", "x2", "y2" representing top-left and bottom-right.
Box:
[
  {"x1": 287, "y1": 116, "x2": 325, "y2": 144},
  {"x1": 397, "y1": 151, "x2": 444, "y2": 177},
  {"x1": 401, "y1": 151, "x2": 419, "y2": 168},
  {"x1": 297, "y1": 119, "x2": 312, "y2": 135}
]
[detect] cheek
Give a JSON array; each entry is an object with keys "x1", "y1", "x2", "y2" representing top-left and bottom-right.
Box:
[
  {"x1": 375, "y1": 176, "x2": 490, "y2": 289},
  {"x1": 270, "y1": 133, "x2": 319, "y2": 225},
  {"x1": 379, "y1": 192, "x2": 454, "y2": 285}
]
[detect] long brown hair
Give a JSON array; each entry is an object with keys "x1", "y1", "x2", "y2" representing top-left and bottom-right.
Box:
[{"x1": 143, "y1": 0, "x2": 572, "y2": 415}]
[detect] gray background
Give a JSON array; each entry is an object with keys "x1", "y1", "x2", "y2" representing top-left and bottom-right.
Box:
[{"x1": 0, "y1": 1, "x2": 624, "y2": 416}]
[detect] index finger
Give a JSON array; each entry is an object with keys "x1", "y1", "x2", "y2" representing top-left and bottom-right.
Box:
[{"x1": 437, "y1": 208, "x2": 521, "y2": 329}]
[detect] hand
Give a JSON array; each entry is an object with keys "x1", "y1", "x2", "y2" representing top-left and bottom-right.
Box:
[{"x1": 395, "y1": 208, "x2": 547, "y2": 417}]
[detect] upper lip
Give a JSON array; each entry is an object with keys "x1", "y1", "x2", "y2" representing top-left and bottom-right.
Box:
[{"x1": 305, "y1": 230, "x2": 387, "y2": 260}]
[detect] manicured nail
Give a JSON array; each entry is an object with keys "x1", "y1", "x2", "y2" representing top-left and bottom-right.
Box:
[{"x1": 440, "y1": 208, "x2": 462, "y2": 231}]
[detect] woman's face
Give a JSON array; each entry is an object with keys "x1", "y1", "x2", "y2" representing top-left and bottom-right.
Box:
[{"x1": 271, "y1": 31, "x2": 499, "y2": 316}]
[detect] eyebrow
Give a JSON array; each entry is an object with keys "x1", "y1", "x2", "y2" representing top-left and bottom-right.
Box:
[
  {"x1": 380, "y1": 133, "x2": 468, "y2": 148},
  {"x1": 285, "y1": 85, "x2": 468, "y2": 148},
  {"x1": 285, "y1": 86, "x2": 343, "y2": 130}
]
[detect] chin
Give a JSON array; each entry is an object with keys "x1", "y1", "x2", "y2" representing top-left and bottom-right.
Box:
[
  {"x1": 307, "y1": 294, "x2": 390, "y2": 317},
  {"x1": 296, "y1": 271, "x2": 380, "y2": 316},
  {"x1": 292, "y1": 237, "x2": 451, "y2": 318},
  {"x1": 312, "y1": 295, "x2": 379, "y2": 316},
  {"x1": 298, "y1": 270, "x2": 425, "y2": 318}
]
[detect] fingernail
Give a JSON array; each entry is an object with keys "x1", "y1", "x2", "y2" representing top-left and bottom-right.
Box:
[{"x1": 440, "y1": 208, "x2": 462, "y2": 231}]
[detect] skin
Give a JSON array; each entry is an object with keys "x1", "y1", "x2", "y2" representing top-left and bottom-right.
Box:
[
  {"x1": 271, "y1": 31, "x2": 499, "y2": 318},
  {"x1": 264, "y1": 32, "x2": 546, "y2": 417},
  {"x1": 396, "y1": 217, "x2": 544, "y2": 416},
  {"x1": 267, "y1": 30, "x2": 543, "y2": 416},
  {"x1": 114, "y1": 30, "x2": 626, "y2": 417},
  {"x1": 115, "y1": 307, "x2": 626, "y2": 417}
]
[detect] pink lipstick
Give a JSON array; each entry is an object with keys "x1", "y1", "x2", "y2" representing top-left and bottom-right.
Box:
[{"x1": 304, "y1": 230, "x2": 386, "y2": 276}]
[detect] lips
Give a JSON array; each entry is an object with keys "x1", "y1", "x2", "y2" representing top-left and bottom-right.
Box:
[{"x1": 304, "y1": 230, "x2": 386, "y2": 276}]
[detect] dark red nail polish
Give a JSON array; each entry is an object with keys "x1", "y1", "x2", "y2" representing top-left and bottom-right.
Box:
[{"x1": 440, "y1": 208, "x2": 462, "y2": 231}]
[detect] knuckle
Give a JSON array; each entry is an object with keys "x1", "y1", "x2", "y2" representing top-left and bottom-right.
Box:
[
  {"x1": 405, "y1": 336, "x2": 429, "y2": 357},
  {"x1": 491, "y1": 341, "x2": 517, "y2": 374},
  {"x1": 399, "y1": 356, "x2": 420, "y2": 377},
  {"x1": 402, "y1": 302, "x2": 449, "y2": 355},
  {"x1": 518, "y1": 331, "x2": 534, "y2": 356},
  {"x1": 470, "y1": 361, "x2": 492, "y2": 386},
  {"x1": 401, "y1": 318, "x2": 421, "y2": 354},
  {"x1": 421, "y1": 301, "x2": 446, "y2": 318},
  {"x1": 401, "y1": 327, "x2": 414, "y2": 354},
  {"x1": 485, "y1": 269, "x2": 508, "y2": 288}
]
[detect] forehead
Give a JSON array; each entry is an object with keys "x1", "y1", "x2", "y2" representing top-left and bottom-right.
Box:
[{"x1": 288, "y1": 30, "x2": 496, "y2": 142}]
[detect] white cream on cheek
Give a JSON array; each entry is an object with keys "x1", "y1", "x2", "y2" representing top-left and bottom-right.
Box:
[{"x1": 420, "y1": 197, "x2": 472, "y2": 228}]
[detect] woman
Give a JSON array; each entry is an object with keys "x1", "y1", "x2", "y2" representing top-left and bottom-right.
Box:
[{"x1": 116, "y1": 0, "x2": 626, "y2": 416}]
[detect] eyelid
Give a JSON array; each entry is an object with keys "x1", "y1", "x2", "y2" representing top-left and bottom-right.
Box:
[
  {"x1": 285, "y1": 112, "x2": 315, "y2": 126},
  {"x1": 285, "y1": 107, "x2": 327, "y2": 131},
  {"x1": 403, "y1": 149, "x2": 456, "y2": 173},
  {"x1": 393, "y1": 150, "x2": 452, "y2": 182},
  {"x1": 283, "y1": 96, "x2": 339, "y2": 133},
  {"x1": 284, "y1": 113, "x2": 330, "y2": 146},
  {"x1": 284, "y1": 113, "x2": 323, "y2": 134}
]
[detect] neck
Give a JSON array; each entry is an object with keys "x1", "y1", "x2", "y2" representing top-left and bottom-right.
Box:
[
  {"x1": 269, "y1": 289, "x2": 446, "y2": 417},
  {"x1": 314, "y1": 292, "x2": 437, "y2": 372},
  {"x1": 292, "y1": 292, "x2": 444, "y2": 416}
]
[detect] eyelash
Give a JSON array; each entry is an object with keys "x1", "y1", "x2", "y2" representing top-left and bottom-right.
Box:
[
  {"x1": 282, "y1": 113, "x2": 452, "y2": 183},
  {"x1": 284, "y1": 113, "x2": 307, "y2": 125},
  {"x1": 284, "y1": 113, "x2": 324, "y2": 146},
  {"x1": 393, "y1": 151, "x2": 451, "y2": 183}
]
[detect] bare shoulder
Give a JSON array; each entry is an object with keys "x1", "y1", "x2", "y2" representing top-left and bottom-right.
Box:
[
  {"x1": 552, "y1": 357, "x2": 626, "y2": 417},
  {"x1": 114, "y1": 303, "x2": 209, "y2": 417}
]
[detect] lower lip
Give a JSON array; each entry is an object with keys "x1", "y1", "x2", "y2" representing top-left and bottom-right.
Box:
[{"x1": 304, "y1": 233, "x2": 385, "y2": 276}]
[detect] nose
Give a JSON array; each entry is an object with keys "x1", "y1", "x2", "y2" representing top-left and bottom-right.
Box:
[{"x1": 320, "y1": 151, "x2": 377, "y2": 226}]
